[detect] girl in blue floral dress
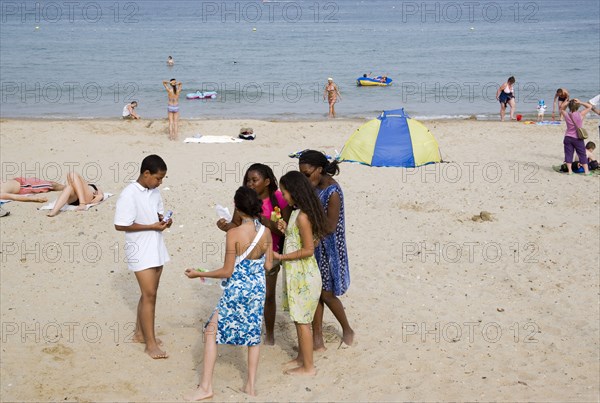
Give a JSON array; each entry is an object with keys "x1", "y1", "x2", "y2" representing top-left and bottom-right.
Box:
[
  {"x1": 299, "y1": 150, "x2": 355, "y2": 350},
  {"x1": 185, "y1": 187, "x2": 273, "y2": 400}
]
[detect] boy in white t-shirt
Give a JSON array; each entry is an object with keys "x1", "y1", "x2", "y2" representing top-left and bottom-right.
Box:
[{"x1": 114, "y1": 154, "x2": 171, "y2": 359}]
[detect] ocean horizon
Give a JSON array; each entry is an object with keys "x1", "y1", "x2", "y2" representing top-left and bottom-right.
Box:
[{"x1": 1, "y1": 0, "x2": 599, "y2": 120}]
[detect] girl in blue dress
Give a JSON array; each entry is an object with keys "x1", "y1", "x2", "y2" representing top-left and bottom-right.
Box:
[
  {"x1": 299, "y1": 150, "x2": 355, "y2": 350},
  {"x1": 185, "y1": 187, "x2": 273, "y2": 399}
]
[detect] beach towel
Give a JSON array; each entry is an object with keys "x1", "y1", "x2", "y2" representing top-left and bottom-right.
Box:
[
  {"x1": 288, "y1": 149, "x2": 333, "y2": 159},
  {"x1": 184, "y1": 135, "x2": 243, "y2": 144},
  {"x1": 38, "y1": 193, "x2": 113, "y2": 212},
  {"x1": 523, "y1": 121, "x2": 561, "y2": 125},
  {"x1": 552, "y1": 165, "x2": 600, "y2": 176}
]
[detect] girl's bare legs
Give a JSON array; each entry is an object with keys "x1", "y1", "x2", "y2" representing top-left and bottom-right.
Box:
[
  {"x1": 168, "y1": 112, "x2": 175, "y2": 140},
  {"x1": 500, "y1": 103, "x2": 506, "y2": 121},
  {"x1": 173, "y1": 111, "x2": 179, "y2": 140},
  {"x1": 264, "y1": 271, "x2": 278, "y2": 345},
  {"x1": 285, "y1": 323, "x2": 316, "y2": 376},
  {"x1": 315, "y1": 290, "x2": 355, "y2": 348},
  {"x1": 311, "y1": 300, "x2": 326, "y2": 351},
  {"x1": 186, "y1": 311, "x2": 217, "y2": 401},
  {"x1": 244, "y1": 345, "x2": 260, "y2": 396},
  {"x1": 133, "y1": 267, "x2": 167, "y2": 359}
]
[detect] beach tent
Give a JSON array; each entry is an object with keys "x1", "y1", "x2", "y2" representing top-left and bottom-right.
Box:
[{"x1": 338, "y1": 108, "x2": 441, "y2": 167}]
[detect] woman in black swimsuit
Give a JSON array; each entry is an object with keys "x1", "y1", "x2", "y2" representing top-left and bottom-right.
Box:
[
  {"x1": 47, "y1": 172, "x2": 104, "y2": 217},
  {"x1": 552, "y1": 88, "x2": 570, "y2": 121}
]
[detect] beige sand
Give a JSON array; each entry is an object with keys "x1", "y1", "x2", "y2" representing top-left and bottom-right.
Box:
[{"x1": 0, "y1": 117, "x2": 598, "y2": 402}]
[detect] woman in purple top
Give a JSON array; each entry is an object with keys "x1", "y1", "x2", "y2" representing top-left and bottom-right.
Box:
[{"x1": 561, "y1": 98, "x2": 593, "y2": 175}]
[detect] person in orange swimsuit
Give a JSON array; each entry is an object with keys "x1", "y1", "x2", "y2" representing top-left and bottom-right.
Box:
[{"x1": 323, "y1": 77, "x2": 341, "y2": 118}]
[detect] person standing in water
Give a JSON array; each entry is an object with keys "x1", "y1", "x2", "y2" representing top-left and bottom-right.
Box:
[{"x1": 163, "y1": 79, "x2": 182, "y2": 141}]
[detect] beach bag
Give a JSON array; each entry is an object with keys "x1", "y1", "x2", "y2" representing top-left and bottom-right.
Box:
[
  {"x1": 576, "y1": 127, "x2": 588, "y2": 140},
  {"x1": 239, "y1": 127, "x2": 255, "y2": 140}
]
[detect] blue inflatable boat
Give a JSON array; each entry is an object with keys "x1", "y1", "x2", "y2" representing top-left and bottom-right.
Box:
[{"x1": 356, "y1": 76, "x2": 393, "y2": 86}]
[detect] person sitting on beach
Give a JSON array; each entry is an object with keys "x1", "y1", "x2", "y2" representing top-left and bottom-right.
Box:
[
  {"x1": 166, "y1": 56, "x2": 174, "y2": 66},
  {"x1": 584, "y1": 141, "x2": 598, "y2": 170},
  {"x1": 552, "y1": 88, "x2": 570, "y2": 121},
  {"x1": 564, "y1": 142, "x2": 598, "y2": 173},
  {"x1": 122, "y1": 101, "x2": 140, "y2": 120},
  {"x1": 47, "y1": 172, "x2": 104, "y2": 217},
  {"x1": 1, "y1": 177, "x2": 64, "y2": 203}
]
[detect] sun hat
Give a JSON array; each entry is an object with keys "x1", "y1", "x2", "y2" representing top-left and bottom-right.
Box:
[{"x1": 327, "y1": 77, "x2": 333, "y2": 81}]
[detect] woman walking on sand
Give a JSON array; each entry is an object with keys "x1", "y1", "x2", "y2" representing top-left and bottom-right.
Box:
[{"x1": 163, "y1": 79, "x2": 182, "y2": 140}]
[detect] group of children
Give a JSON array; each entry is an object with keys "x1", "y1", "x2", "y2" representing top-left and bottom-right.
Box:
[{"x1": 113, "y1": 151, "x2": 355, "y2": 400}]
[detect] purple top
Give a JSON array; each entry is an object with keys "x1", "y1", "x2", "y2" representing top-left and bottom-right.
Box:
[{"x1": 564, "y1": 111, "x2": 583, "y2": 139}]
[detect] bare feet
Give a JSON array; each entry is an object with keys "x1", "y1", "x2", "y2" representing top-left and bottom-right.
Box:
[
  {"x1": 242, "y1": 383, "x2": 257, "y2": 397},
  {"x1": 284, "y1": 365, "x2": 317, "y2": 376},
  {"x1": 283, "y1": 357, "x2": 302, "y2": 368},
  {"x1": 31, "y1": 196, "x2": 48, "y2": 203},
  {"x1": 264, "y1": 334, "x2": 275, "y2": 346},
  {"x1": 76, "y1": 204, "x2": 87, "y2": 211},
  {"x1": 145, "y1": 345, "x2": 168, "y2": 359},
  {"x1": 132, "y1": 333, "x2": 163, "y2": 346},
  {"x1": 185, "y1": 385, "x2": 213, "y2": 401},
  {"x1": 313, "y1": 339, "x2": 327, "y2": 352},
  {"x1": 340, "y1": 329, "x2": 356, "y2": 347},
  {"x1": 46, "y1": 212, "x2": 58, "y2": 217}
]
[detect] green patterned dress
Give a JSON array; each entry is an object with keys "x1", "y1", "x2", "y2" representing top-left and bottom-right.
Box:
[{"x1": 281, "y1": 209, "x2": 322, "y2": 324}]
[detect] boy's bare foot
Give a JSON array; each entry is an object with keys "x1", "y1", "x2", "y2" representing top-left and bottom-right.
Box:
[
  {"x1": 46, "y1": 212, "x2": 58, "y2": 217},
  {"x1": 284, "y1": 366, "x2": 317, "y2": 376},
  {"x1": 32, "y1": 196, "x2": 48, "y2": 203},
  {"x1": 145, "y1": 346, "x2": 168, "y2": 359},
  {"x1": 185, "y1": 386, "x2": 213, "y2": 401},
  {"x1": 242, "y1": 383, "x2": 257, "y2": 397}
]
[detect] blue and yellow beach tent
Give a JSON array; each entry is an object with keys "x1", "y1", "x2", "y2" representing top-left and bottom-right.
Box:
[{"x1": 338, "y1": 109, "x2": 441, "y2": 167}]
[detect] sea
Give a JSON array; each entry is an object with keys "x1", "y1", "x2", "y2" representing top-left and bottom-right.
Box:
[{"x1": 1, "y1": 0, "x2": 599, "y2": 120}]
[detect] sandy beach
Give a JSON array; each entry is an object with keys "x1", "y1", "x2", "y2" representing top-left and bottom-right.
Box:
[{"x1": 0, "y1": 117, "x2": 598, "y2": 402}]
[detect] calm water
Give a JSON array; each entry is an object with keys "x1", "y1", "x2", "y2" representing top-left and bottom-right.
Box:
[{"x1": 1, "y1": 0, "x2": 599, "y2": 120}]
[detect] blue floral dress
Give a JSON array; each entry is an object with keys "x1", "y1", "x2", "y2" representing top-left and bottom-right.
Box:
[
  {"x1": 206, "y1": 224, "x2": 266, "y2": 346},
  {"x1": 315, "y1": 183, "x2": 350, "y2": 296}
]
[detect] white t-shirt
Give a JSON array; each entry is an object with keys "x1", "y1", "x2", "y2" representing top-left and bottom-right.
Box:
[
  {"x1": 122, "y1": 104, "x2": 131, "y2": 117},
  {"x1": 114, "y1": 182, "x2": 170, "y2": 271}
]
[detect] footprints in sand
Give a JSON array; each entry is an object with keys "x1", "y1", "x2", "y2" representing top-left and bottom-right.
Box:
[{"x1": 42, "y1": 343, "x2": 74, "y2": 362}]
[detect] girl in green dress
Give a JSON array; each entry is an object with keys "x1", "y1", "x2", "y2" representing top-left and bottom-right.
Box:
[{"x1": 274, "y1": 171, "x2": 327, "y2": 375}]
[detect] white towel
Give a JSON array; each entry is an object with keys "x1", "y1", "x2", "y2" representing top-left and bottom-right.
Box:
[
  {"x1": 39, "y1": 193, "x2": 113, "y2": 211},
  {"x1": 184, "y1": 135, "x2": 243, "y2": 144}
]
